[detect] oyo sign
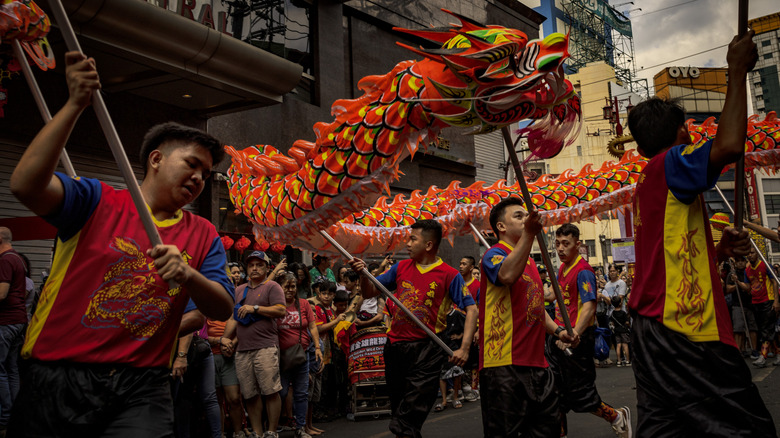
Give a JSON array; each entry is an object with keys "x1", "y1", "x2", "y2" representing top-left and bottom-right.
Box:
[{"x1": 668, "y1": 66, "x2": 700, "y2": 78}]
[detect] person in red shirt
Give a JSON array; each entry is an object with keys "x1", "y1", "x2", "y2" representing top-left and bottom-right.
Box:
[
  {"x1": 479, "y1": 198, "x2": 576, "y2": 437},
  {"x1": 627, "y1": 30, "x2": 775, "y2": 436},
  {"x1": 277, "y1": 273, "x2": 322, "y2": 438},
  {"x1": 8, "y1": 52, "x2": 234, "y2": 437},
  {"x1": 349, "y1": 219, "x2": 476, "y2": 438},
  {"x1": 550, "y1": 224, "x2": 630, "y2": 438},
  {"x1": 459, "y1": 256, "x2": 480, "y2": 303},
  {"x1": 745, "y1": 248, "x2": 779, "y2": 367}
]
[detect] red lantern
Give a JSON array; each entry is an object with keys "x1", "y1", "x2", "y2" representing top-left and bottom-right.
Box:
[
  {"x1": 220, "y1": 235, "x2": 234, "y2": 251},
  {"x1": 270, "y1": 242, "x2": 286, "y2": 253},
  {"x1": 254, "y1": 239, "x2": 270, "y2": 251},
  {"x1": 234, "y1": 236, "x2": 251, "y2": 252}
]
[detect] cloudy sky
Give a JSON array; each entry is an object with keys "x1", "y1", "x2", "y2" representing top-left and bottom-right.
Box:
[{"x1": 621, "y1": 0, "x2": 778, "y2": 89}]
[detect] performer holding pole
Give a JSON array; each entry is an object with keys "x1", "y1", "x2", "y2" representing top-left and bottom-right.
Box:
[
  {"x1": 347, "y1": 220, "x2": 477, "y2": 438},
  {"x1": 319, "y1": 230, "x2": 454, "y2": 356},
  {"x1": 625, "y1": 16, "x2": 775, "y2": 434},
  {"x1": 478, "y1": 197, "x2": 577, "y2": 437},
  {"x1": 500, "y1": 127, "x2": 574, "y2": 339},
  {"x1": 7, "y1": 4, "x2": 235, "y2": 435}
]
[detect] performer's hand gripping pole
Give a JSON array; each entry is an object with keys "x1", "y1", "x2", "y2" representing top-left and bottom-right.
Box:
[
  {"x1": 48, "y1": 0, "x2": 175, "y2": 286},
  {"x1": 318, "y1": 230, "x2": 454, "y2": 356},
  {"x1": 469, "y1": 222, "x2": 491, "y2": 248},
  {"x1": 11, "y1": 40, "x2": 75, "y2": 177},
  {"x1": 733, "y1": 0, "x2": 749, "y2": 231},
  {"x1": 501, "y1": 127, "x2": 575, "y2": 339}
]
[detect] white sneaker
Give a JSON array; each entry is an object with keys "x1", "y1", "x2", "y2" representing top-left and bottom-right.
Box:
[
  {"x1": 754, "y1": 356, "x2": 768, "y2": 368},
  {"x1": 773, "y1": 356, "x2": 780, "y2": 366},
  {"x1": 611, "y1": 406, "x2": 632, "y2": 438},
  {"x1": 295, "y1": 430, "x2": 312, "y2": 438},
  {"x1": 262, "y1": 432, "x2": 279, "y2": 438}
]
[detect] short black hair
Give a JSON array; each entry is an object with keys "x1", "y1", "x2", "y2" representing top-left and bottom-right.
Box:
[
  {"x1": 461, "y1": 256, "x2": 476, "y2": 268},
  {"x1": 313, "y1": 255, "x2": 329, "y2": 265},
  {"x1": 318, "y1": 280, "x2": 337, "y2": 294},
  {"x1": 555, "y1": 223, "x2": 580, "y2": 240},
  {"x1": 489, "y1": 197, "x2": 525, "y2": 236},
  {"x1": 410, "y1": 219, "x2": 442, "y2": 249},
  {"x1": 334, "y1": 289, "x2": 350, "y2": 303},
  {"x1": 139, "y1": 122, "x2": 224, "y2": 175},
  {"x1": 627, "y1": 97, "x2": 686, "y2": 158},
  {"x1": 345, "y1": 270, "x2": 360, "y2": 282}
]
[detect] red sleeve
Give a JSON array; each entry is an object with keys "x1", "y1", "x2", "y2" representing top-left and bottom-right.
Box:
[{"x1": 314, "y1": 306, "x2": 326, "y2": 325}]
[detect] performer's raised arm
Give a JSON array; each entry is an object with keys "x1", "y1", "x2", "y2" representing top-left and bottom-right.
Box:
[{"x1": 10, "y1": 52, "x2": 100, "y2": 216}]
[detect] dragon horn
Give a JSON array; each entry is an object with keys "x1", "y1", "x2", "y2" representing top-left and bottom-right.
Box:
[
  {"x1": 393, "y1": 26, "x2": 456, "y2": 44},
  {"x1": 395, "y1": 42, "x2": 452, "y2": 63},
  {"x1": 440, "y1": 8, "x2": 485, "y2": 32}
]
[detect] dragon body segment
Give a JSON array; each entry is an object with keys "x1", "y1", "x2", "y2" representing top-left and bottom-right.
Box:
[
  {"x1": 244, "y1": 113, "x2": 780, "y2": 255},
  {"x1": 226, "y1": 11, "x2": 780, "y2": 255},
  {"x1": 226, "y1": 13, "x2": 581, "y2": 248}
]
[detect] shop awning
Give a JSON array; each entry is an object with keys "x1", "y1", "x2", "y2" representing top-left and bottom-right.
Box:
[{"x1": 46, "y1": 0, "x2": 304, "y2": 115}]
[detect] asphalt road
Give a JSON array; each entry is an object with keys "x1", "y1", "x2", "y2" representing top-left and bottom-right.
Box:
[{"x1": 302, "y1": 349, "x2": 780, "y2": 437}]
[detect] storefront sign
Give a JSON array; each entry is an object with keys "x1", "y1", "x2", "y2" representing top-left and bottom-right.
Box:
[
  {"x1": 668, "y1": 66, "x2": 700, "y2": 78},
  {"x1": 611, "y1": 238, "x2": 635, "y2": 263}
]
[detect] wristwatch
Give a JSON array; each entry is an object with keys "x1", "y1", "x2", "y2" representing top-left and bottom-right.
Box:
[
  {"x1": 176, "y1": 351, "x2": 187, "y2": 358},
  {"x1": 253, "y1": 305, "x2": 260, "y2": 313},
  {"x1": 554, "y1": 326, "x2": 565, "y2": 337}
]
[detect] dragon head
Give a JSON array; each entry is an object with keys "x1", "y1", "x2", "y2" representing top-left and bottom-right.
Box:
[{"x1": 396, "y1": 10, "x2": 581, "y2": 157}]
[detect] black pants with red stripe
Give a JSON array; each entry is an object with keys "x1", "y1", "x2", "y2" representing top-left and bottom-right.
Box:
[{"x1": 632, "y1": 314, "x2": 776, "y2": 437}]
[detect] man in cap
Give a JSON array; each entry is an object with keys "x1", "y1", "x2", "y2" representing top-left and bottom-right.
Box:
[{"x1": 223, "y1": 251, "x2": 286, "y2": 438}]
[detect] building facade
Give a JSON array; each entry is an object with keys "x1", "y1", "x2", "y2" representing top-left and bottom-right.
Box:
[
  {"x1": 0, "y1": 0, "x2": 545, "y2": 282},
  {"x1": 749, "y1": 12, "x2": 780, "y2": 115}
]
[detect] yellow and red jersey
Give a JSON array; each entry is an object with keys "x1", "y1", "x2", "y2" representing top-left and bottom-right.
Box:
[
  {"x1": 630, "y1": 141, "x2": 735, "y2": 347},
  {"x1": 555, "y1": 256, "x2": 597, "y2": 327},
  {"x1": 479, "y1": 241, "x2": 547, "y2": 370},
  {"x1": 746, "y1": 259, "x2": 774, "y2": 304},
  {"x1": 375, "y1": 258, "x2": 474, "y2": 343},
  {"x1": 23, "y1": 174, "x2": 234, "y2": 367}
]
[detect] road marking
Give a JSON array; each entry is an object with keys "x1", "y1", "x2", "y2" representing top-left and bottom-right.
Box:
[{"x1": 753, "y1": 366, "x2": 775, "y2": 382}]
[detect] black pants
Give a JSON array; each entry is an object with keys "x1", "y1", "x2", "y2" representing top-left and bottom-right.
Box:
[
  {"x1": 480, "y1": 365, "x2": 560, "y2": 438},
  {"x1": 9, "y1": 360, "x2": 174, "y2": 438},
  {"x1": 754, "y1": 301, "x2": 776, "y2": 345},
  {"x1": 632, "y1": 315, "x2": 776, "y2": 438},
  {"x1": 544, "y1": 326, "x2": 602, "y2": 413},
  {"x1": 384, "y1": 338, "x2": 445, "y2": 438}
]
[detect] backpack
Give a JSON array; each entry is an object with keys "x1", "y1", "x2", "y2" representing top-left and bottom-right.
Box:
[{"x1": 594, "y1": 326, "x2": 611, "y2": 361}]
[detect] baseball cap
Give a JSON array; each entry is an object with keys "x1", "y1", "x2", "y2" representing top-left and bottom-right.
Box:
[{"x1": 245, "y1": 251, "x2": 271, "y2": 265}]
